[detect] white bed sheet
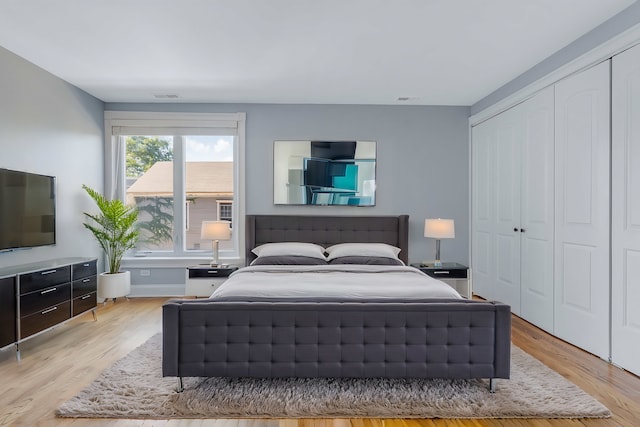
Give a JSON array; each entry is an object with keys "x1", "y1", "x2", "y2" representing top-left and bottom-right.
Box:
[{"x1": 210, "y1": 264, "x2": 462, "y2": 300}]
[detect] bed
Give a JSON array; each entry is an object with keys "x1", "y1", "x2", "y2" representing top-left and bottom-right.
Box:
[{"x1": 163, "y1": 215, "x2": 511, "y2": 391}]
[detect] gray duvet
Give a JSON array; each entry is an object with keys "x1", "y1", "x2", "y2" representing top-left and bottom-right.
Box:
[{"x1": 210, "y1": 264, "x2": 462, "y2": 300}]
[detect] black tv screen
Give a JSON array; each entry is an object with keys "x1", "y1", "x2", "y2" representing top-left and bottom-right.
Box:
[{"x1": 0, "y1": 168, "x2": 56, "y2": 251}]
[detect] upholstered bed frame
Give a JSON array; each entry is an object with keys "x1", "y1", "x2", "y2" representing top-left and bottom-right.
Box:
[
  {"x1": 163, "y1": 215, "x2": 511, "y2": 391},
  {"x1": 244, "y1": 214, "x2": 410, "y2": 264}
]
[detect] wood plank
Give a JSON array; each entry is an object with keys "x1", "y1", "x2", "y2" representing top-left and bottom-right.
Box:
[{"x1": 0, "y1": 298, "x2": 638, "y2": 427}]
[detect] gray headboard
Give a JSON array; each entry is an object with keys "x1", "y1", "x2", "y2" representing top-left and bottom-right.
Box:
[{"x1": 245, "y1": 215, "x2": 409, "y2": 265}]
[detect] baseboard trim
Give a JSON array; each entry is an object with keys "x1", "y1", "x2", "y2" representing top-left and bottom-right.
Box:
[{"x1": 127, "y1": 284, "x2": 185, "y2": 297}]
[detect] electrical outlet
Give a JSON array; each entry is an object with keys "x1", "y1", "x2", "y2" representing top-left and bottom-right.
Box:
[{"x1": 140, "y1": 269, "x2": 150, "y2": 276}]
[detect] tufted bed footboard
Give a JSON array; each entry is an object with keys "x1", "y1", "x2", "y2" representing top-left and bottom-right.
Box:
[{"x1": 162, "y1": 298, "x2": 511, "y2": 391}]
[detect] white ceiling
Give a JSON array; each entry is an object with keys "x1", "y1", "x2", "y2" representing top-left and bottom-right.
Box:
[{"x1": 0, "y1": 0, "x2": 635, "y2": 105}]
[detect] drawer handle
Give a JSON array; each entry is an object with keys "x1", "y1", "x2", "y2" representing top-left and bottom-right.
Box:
[
  {"x1": 41, "y1": 269, "x2": 57, "y2": 275},
  {"x1": 207, "y1": 270, "x2": 218, "y2": 274},
  {"x1": 41, "y1": 287, "x2": 57, "y2": 294},
  {"x1": 83, "y1": 263, "x2": 90, "y2": 267},
  {"x1": 81, "y1": 294, "x2": 92, "y2": 300},
  {"x1": 41, "y1": 307, "x2": 57, "y2": 315},
  {"x1": 82, "y1": 278, "x2": 91, "y2": 283},
  {"x1": 433, "y1": 271, "x2": 450, "y2": 274}
]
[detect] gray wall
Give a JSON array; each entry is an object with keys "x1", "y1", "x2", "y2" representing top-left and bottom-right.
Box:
[
  {"x1": 0, "y1": 45, "x2": 471, "y2": 272},
  {"x1": 106, "y1": 102, "x2": 471, "y2": 265},
  {"x1": 0, "y1": 46, "x2": 104, "y2": 269},
  {"x1": 472, "y1": 2, "x2": 640, "y2": 115},
  {"x1": 3, "y1": 2, "x2": 639, "y2": 285}
]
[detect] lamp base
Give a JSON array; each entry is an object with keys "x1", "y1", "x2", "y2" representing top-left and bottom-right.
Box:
[
  {"x1": 433, "y1": 239, "x2": 442, "y2": 268},
  {"x1": 211, "y1": 239, "x2": 220, "y2": 268}
]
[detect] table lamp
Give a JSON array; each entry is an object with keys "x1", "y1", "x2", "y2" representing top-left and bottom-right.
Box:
[
  {"x1": 201, "y1": 220, "x2": 231, "y2": 267},
  {"x1": 424, "y1": 218, "x2": 455, "y2": 267}
]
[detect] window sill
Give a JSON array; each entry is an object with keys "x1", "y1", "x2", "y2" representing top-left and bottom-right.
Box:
[{"x1": 121, "y1": 257, "x2": 244, "y2": 268}]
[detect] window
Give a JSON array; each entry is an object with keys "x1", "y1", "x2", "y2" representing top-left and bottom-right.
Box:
[
  {"x1": 218, "y1": 201, "x2": 233, "y2": 224},
  {"x1": 104, "y1": 112, "x2": 245, "y2": 261}
]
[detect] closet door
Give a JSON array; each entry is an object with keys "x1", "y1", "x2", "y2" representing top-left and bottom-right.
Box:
[
  {"x1": 612, "y1": 44, "x2": 640, "y2": 376},
  {"x1": 471, "y1": 106, "x2": 521, "y2": 312},
  {"x1": 554, "y1": 61, "x2": 610, "y2": 359},
  {"x1": 471, "y1": 119, "x2": 496, "y2": 300},
  {"x1": 493, "y1": 106, "x2": 522, "y2": 314},
  {"x1": 519, "y1": 87, "x2": 555, "y2": 332}
]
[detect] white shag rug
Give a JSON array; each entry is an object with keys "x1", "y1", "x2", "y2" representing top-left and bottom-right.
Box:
[{"x1": 56, "y1": 334, "x2": 611, "y2": 419}]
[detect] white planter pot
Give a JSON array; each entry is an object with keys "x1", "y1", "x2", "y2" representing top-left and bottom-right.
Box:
[{"x1": 98, "y1": 270, "x2": 131, "y2": 300}]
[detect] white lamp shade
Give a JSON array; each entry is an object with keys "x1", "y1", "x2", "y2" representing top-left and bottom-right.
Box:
[
  {"x1": 424, "y1": 218, "x2": 455, "y2": 239},
  {"x1": 201, "y1": 221, "x2": 231, "y2": 240}
]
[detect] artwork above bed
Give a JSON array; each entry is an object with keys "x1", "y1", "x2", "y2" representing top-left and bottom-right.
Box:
[{"x1": 273, "y1": 140, "x2": 376, "y2": 206}]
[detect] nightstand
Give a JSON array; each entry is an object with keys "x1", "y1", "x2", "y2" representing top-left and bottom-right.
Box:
[
  {"x1": 410, "y1": 262, "x2": 472, "y2": 299},
  {"x1": 185, "y1": 265, "x2": 238, "y2": 297}
]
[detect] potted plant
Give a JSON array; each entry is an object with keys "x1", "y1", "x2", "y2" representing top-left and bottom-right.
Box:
[{"x1": 82, "y1": 185, "x2": 139, "y2": 301}]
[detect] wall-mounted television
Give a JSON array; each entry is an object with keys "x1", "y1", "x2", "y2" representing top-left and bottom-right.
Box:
[{"x1": 0, "y1": 168, "x2": 56, "y2": 251}]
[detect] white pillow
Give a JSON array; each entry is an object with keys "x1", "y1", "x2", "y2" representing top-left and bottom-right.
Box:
[
  {"x1": 251, "y1": 242, "x2": 327, "y2": 260},
  {"x1": 325, "y1": 243, "x2": 402, "y2": 261}
]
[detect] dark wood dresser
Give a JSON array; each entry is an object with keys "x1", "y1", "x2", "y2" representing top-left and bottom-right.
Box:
[{"x1": 0, "y1": 257, "x2": 97, "y2": 359}]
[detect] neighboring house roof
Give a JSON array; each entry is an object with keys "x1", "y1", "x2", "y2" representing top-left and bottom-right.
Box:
[{"x1": 127, "y1": 161, "x2": 233, "y2": 197}]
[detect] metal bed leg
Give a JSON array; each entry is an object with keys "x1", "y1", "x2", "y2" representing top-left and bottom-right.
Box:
[
  {"x1": 177, "y1": 377, "x2": 184, "y2": 392},
  {"x1": 489, "y1": 378, "x2": 496, "y2": 393},
  {"x1": 15, "y1": 343, "x2": 20, "y2": 362},
  {"x1": 92, "y1": 308, "x2": 98, "y2": 321}
]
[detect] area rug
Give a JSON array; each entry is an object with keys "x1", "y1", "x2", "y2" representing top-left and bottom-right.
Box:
[{"x1": 56, "y1": 334, "x2": 611, "y2": 419}]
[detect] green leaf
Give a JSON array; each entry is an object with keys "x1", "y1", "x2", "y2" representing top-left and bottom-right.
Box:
[{"x1": 82, "y1": 185, "x2": 139, "y2": 274}]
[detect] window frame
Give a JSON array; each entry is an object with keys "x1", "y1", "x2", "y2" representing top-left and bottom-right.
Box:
[{"x1": 104, "y1": 111, "x2": 246, "y2": 265}]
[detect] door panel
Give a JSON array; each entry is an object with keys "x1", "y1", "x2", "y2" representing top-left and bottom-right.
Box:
[
  {"x1": 612, "y1": 43, "x2": 640, "y2": 375},
  {"x1": 471, "y1": 119, "x2": 496, "y2": 300},
  {"x1": 493, "y1": 107, "x2": 522, "y2": 312},
  {"x1": 520, "y1": 87, "x2": 555, "y2": 332},
  {"x1": 554, "y1": 60, "x2": 610, "y2": 359},
  {"x1": 472, "y1": 89, "x2": 553, "y2": 318}
]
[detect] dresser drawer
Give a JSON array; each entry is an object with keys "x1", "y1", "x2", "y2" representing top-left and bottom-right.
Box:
[
  {"x1": 72, "y1": 259, "x2": 97, "y2": 280},
  {"x1": 20, "y1": 283, "x2": 71, "y2": 317},
  {"x1": 20, "y1": 300, "x2": 71, "y2": 339},
  {"x1": 410, "y1": 263, "x2": 472, "y2": 299},
  {"x1": 73, "y1": 292, "x2": 97, "y2": 316},
  {"x1": 425, "y1": 269, "x2": 467, "y2": 279},
  {"x1": 185, "y1": 277, "x2": 227, "y2": 297},
  {"x1": 19, "y1": 266, "x2": 71, "y2": 294},
  {"x1": 188, "y1": 267, "x2": 237, "y2": 278},
  {"x1": 72, "y1": 275, "x2": 97, "y2": 298}
]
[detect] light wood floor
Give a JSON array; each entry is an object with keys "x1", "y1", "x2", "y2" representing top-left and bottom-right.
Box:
[{"x1": 1, "y1": 298, "x2": 638, "y2": 427}]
